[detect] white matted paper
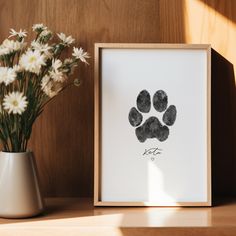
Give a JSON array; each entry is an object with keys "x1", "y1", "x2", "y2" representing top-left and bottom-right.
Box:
[{"x1": 94, "y1": 44, "x2": 211, "y2": 206}]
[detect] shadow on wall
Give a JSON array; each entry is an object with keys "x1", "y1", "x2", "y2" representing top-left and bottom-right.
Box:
[
  {"x1": 211, "y1": 49, "x2": 236, "y2": 199},
  {"x1": 198, "y1": 0, "x2": 236, "y2": 23}
]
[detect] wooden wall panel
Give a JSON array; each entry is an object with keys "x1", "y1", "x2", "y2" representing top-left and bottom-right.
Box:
[
  {"x1": 184, "y1": 0, "x2": 236, "y2": 197},
  {"x1": 0, "y1": 0, "x2": 235, "y2": 197}
]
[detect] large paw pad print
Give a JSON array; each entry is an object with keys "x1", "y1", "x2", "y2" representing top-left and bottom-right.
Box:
[{"x1": 128, "y1": 90, "x2": 177, "y2": 142}]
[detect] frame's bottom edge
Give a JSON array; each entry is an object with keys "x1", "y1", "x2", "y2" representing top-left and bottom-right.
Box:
[{"x1": 94, "y1": 200, "x2": 212, "y2": 207}]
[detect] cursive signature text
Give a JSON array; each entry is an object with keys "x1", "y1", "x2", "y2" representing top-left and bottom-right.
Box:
[{"x1": 143, "y1": 147, "x2": 162, "y2": 156}]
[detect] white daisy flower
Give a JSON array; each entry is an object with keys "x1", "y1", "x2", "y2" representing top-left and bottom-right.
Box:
[
  {"x1": 0, "y1": 47, "x2": 10, "y2": 56},
  {"x1": 0, "y1": 39, "x2": 26, "y2": 56},
  {"x1": 2, "y1": 39, "x2": 23, "y2": 51},
  {"x1": 19, "y1": 49, "x2": 46, "y2": 74},
  {"x1": 31, "y1": 41, "x2": 52, "y2": 58},
  {"x1": 49, "y1": 70, "x2": 65, "y2": 82},
  {"x1": 9, "y1": 28, "x2": 27, "y2": 38},
  {"x1": 32, "y1": 23, "x2": 47, "y2": 32},
  {"x1": 49, "y1": 59, "x2": 65, "y2": 82},
  {"x1": 51, "y1": 59, "x2": 62, "y2": 71},
  {"x1": 0, "y1": 67, "x2": 17, "y2": 85},
  {"x1": 40, "y1": 30, "x2": 52, "y2": 37},
  {"x1": 41, "y1": 74, "x2": 50, "y2": 89},
  {"x1": 31, "y1": 41, "x2": 52, "y2": 51},
  {"x1": 37, "y1": 30, "x2": 53, "y2": 43},
  {"x1": 72, "y1": 47, "x2": 90, "y2": 64},
  {"x1": 13, "y1": 64, "x2": 23, "y2": 73},
  {"x1": 3, "y1": 92, "x2": 28, "y2": 115},
  {"x1": 43, "y1": 81, "x2": 62, "y2": 98},
  {"x1": 57, "y1": 33, "x2": 75, "y2": 46}
]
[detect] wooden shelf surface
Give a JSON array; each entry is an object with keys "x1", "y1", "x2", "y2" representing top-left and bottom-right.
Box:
[{"x1": 0, "y1": 198, "x2": 236, "y2": 236}]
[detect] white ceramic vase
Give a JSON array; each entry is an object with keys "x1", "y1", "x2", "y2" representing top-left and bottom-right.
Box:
[{"x1": 0, "y1": 151, "x2": 44, "y2": 218}]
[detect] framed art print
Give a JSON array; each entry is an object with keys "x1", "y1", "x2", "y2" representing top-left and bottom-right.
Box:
[{"x1": 94, "y1": 43, "x2": 211, "y2": 206}]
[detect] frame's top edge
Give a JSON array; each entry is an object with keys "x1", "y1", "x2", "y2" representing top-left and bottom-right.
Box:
[{"x1": 94, "y1": 43, "x2": 211, "y2": 50}]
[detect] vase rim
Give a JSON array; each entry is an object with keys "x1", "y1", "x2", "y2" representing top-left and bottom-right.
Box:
[{"x1": 0, "y1": 150, "x2": 32, "y2": 154}]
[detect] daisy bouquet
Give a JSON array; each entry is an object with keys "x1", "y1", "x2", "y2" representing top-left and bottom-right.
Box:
[{"x1": 0, "y1": 24, "x2": 89, "y2": 152}]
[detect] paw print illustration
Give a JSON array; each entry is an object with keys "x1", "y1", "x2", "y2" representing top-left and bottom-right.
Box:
[{"x1": 128, "y1": 90, "x2": 177, "y2": 142}]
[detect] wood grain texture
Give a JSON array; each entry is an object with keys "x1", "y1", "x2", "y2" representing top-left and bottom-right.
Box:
[
  {"x1": 0, "y1": 0, "x2": 235, "y2": 197},
  {"x1": 1, "y1": 198, "x2": 236, "y2": 235},
  {"x1": 184, "y1": 0, "x2": 236, "y2": 197}
]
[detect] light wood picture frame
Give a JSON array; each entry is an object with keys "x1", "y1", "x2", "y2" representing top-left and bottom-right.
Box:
[{"x1": 94, "y1": 43, "x2": 211, "y2": 206}]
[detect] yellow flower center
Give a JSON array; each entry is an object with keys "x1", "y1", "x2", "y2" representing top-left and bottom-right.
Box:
[
  {"x1": 12, "y1": 100, "x2": 18, "y2": 107},
  {"x1": 29, "y1": 56, "x2": 36, "y2": 63}
]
